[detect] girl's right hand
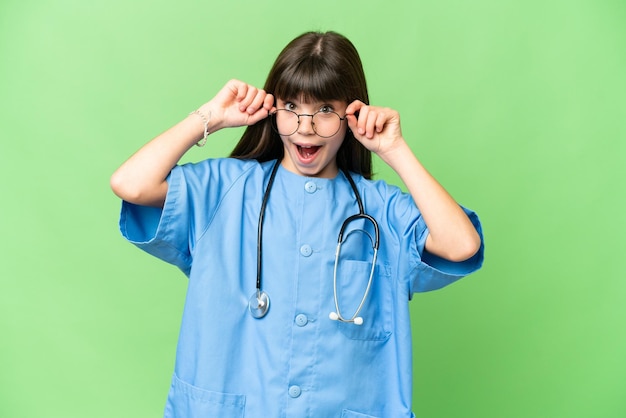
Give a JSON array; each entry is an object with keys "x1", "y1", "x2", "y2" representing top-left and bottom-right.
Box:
[{"x1": 198, "y1": 79, "x2": 275, "y2": 133}]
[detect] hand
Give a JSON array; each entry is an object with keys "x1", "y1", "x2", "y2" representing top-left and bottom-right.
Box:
[
  {"x1": 199, "y1": 79, "x2": 275, "y2": 132},
  {"x1": 345, "y1": 100, "x2": 404, "y2": 157}
]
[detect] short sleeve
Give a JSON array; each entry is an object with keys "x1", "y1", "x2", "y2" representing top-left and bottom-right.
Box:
[
  {"x1": 118, "y1": 158, "x2": 261, "y2": 277},
  {"x1": 410, "y1": 206, "x2": 484, "y2": 295},
  {"x1": 119, "y1": 166, "x2": 193, "y2": 275}
]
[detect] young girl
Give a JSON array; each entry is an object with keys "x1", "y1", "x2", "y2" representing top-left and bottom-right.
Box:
[{"x1": 112, "y1": 31, "x2": 484, "y2": 418}]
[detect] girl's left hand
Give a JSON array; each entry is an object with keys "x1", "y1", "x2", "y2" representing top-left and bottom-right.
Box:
[{"x1": 345, "y1": 100, "x2": 404, "y2": 156}]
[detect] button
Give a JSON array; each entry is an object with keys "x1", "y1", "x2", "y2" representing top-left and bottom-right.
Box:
[
  {"x1": 295, "y1": 314, "x2": 308, "y2": 327},
  {"x1": 300, "y1": 244, "x2": 312, "y2": 257},
  {"x1": 288, "y1": 385, "x2": 302, "y2": 398},
  {"x1": 304, "y1": 181, "x2": 317, "y2": 193}
]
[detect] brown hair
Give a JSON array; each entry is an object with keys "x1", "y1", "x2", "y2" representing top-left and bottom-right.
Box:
[{"x1": 230, "y1": 31, "x2": 372, "y2": 179}]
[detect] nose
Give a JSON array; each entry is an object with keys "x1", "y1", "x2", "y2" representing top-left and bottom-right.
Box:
[{"x1": 297, "y1": 114, "x2": 315, "y2": 135}]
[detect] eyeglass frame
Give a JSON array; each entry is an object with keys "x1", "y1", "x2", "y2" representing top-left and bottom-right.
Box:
[{"x1": 269, "y1": 108, "x2": 348, "y2": 138}]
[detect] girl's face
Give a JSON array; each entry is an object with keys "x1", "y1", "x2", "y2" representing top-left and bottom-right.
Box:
[{"x1": 275, "y1": 97, "x2": 348, "y2": 178}]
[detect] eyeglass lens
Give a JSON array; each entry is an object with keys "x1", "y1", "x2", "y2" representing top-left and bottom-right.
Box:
[{"x1": 272, "y1": 109, "x2": 343, "y2": 138}]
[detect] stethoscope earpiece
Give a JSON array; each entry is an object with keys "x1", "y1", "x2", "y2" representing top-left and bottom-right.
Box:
[{"x1": 329, "y1": 311, "x2": 364, "y2": 326}]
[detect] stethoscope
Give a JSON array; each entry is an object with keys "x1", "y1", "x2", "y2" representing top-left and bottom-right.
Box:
[{"x1": 248, "y1": 160, "x2": 380, "y2": 325}]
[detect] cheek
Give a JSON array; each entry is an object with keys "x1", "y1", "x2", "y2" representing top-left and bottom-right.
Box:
[
  {"x1": 328, "y1": 137, "x2": 345, "y2": 157},
  {"x1": 333, "y1": 126, "x2": 349, "y2": 148},
  {"x1": 332, "y1": 124, "x2": 348, "y2": 144}
]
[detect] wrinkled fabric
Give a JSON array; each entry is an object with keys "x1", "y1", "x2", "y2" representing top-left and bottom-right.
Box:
[{"x1": 119, "y1": 158, "x2": 484, "y2": 418}]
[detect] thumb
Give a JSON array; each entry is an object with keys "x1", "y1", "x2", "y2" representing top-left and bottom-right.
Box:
[
  {"x1": 346, "y1": 114, "x2": 358, "y2": 132},
  {"x1": 247, "y1": 107, "x2": 271, "y2": 126}
]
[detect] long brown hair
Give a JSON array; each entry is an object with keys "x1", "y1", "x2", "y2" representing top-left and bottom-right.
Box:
[{"x1": 230, "y1": 31, "x2": 372, "y2": 179}]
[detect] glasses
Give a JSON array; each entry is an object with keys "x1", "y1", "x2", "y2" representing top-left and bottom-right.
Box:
[{"x1": 270, "y1": 109, "x2": 346, "y2": 138}]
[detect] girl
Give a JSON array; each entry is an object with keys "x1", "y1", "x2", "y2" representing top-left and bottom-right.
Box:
[{"x1": 111, "y1": 31, "x2": 483, "y2": 418}]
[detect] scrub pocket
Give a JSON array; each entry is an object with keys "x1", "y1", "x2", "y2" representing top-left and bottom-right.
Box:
[
  {"x1": 164, "y1": 374, "x2": 245, "y2": 418},
  {"x1": 332, "y1": 259, "x2": 392, "y2": 341},
  {"x1": 341, "y1": 409, "x2": 380, "y2": 418}
]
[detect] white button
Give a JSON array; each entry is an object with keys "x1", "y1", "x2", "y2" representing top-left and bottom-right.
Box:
[
  {"x1": 300, "y1": 244, "x2": 312, "y2": 257},
  {"x1": 295, "y1": 314, "x2": 308, "y2": 327},
  {"x1": 288, "y1": 385, "x2": 302, "y2": 398},
  {"x1": 304, "y1": 181, "x2": 317, "y2": 193}
]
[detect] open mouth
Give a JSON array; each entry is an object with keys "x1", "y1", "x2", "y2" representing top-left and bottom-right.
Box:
[{"x1": 297, "y1": 145, "x2": 321, "y2": 159}]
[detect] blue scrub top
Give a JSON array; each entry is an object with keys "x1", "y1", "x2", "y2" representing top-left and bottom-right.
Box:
[{"x1": 119, "y1": 158, "x2": 484, "y2": 418}]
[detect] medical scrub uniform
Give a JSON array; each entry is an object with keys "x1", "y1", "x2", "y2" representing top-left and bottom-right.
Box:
[{"x1": 119, "y1": 158, "x2": 484, "y2": 418}]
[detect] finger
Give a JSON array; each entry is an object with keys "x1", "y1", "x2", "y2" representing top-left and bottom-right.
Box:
[
  {"x1": 263, "y1": 93, "x2": 276, "y2": 112},
  {"x1": 365, "y1": 109, "x2": 380, "y2": 139},
  {"x1": 355, "y1": 105, "x2": 370, "y2": 136},
  {"x1": 346, "y1": 113, "x2": 358, "y2": 134},
  {"x1": 245, "y1": 89, "x2": 268, "y2": 114},
  {"x1": 229, "y1": 80, "x2": 248, "y2": 102},
  {"x1": 247, "y1": 106, "x2": 271, "y2": 125},
  {"x1": 238, "y1": 86, "x2": 258, "y2": 112},
  {"x1": 345, "y1": 99, "x2": 365, "y2": 117},
  {"x1": 375, "y1": 110, "x2": 387, "y2": 134}
]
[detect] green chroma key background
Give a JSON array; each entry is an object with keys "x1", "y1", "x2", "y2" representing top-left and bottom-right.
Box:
[{"x1": 1, "y1": 0, "x2": 624, "y2": 417}]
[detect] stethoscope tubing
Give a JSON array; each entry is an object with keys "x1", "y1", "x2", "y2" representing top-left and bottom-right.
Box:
[
  {"x1": 332, "y1": 219, "x2": 379, "y2": 324},
  {"x1": 255, "y1": 160, "x2": 281, "y2": 293},
  {"x1": 250, "y1": 160, "x2": 379, "y2": 324}
]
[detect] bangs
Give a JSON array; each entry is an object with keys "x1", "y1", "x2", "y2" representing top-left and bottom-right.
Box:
[
  {"x1": 233, "y1": 31, "x2": 372, "y2": 177},
  {"x1": 273, "y1": 57, "x2": 346, "y2": 103}
]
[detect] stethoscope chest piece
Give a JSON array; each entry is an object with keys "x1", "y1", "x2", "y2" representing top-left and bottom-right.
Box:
[{"x1": 248, "y1": 290, "x2": 270, "y2": 319}]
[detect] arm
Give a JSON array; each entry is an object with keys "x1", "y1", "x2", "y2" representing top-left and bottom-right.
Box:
[
  {"x1": 110, "y1": 80, "x2": 275, "y2": 207},
  {"x1": 345, "y1": 101, "x2": 481, "y2": 262}
]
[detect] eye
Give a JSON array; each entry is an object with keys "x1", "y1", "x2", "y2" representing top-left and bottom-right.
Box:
[
  {"x1": 319, "y1": 105, "x2": 334, "y2": 114},
  {"x1": 284, "y1": 101, "x2": 296, "y2": 111}
]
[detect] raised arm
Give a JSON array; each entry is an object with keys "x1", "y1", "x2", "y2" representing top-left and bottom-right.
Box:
[
  {"x1": 345, "y1": 100, "x2": 482, "y2": 262},
  {"x1": 110, "y1": 80, "x2": 275, "y2": 207}
]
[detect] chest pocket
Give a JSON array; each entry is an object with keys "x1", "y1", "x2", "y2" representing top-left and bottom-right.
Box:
[
  {"x1": 332, "y1": 259, "x2": 393, "y2": 341},
  {"x1": 342, "y1": 409, "x2": 381, "y2": 418}
]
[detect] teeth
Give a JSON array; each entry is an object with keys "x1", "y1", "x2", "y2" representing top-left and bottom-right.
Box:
[{"x1": 298, "y1": 145, "x2": 318, "y2": 158}]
